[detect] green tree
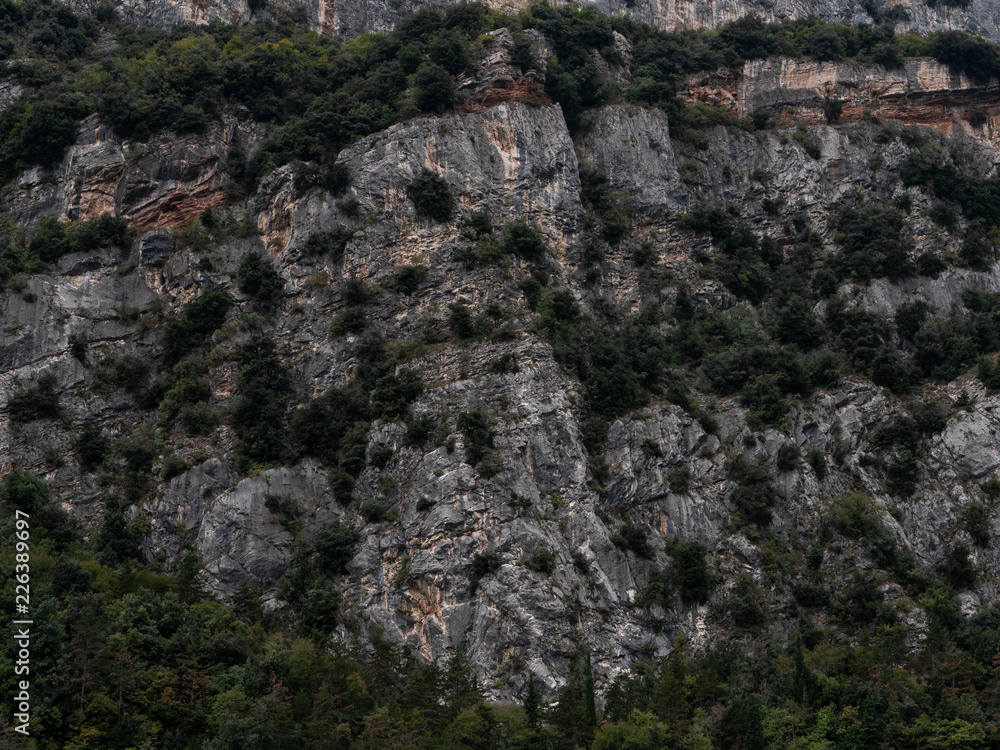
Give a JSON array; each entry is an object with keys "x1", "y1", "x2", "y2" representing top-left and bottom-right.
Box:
[{"x1": 413, "y1": 62, "x2": 454, "y2": 112}]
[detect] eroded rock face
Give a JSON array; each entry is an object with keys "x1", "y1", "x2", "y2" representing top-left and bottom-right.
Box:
[
  {"x1": 67, "y1": 0, "x2": 1000, "y2": 44},
  {"x1": 7, "y1": 96, "x2": 1000, "y2": 699},
  {"x1": 7, "y1": 114, "x2": 263, "y2": 230},
  {"x1": 683, "y1": 57, "x2": 1000, "y2": 145}
]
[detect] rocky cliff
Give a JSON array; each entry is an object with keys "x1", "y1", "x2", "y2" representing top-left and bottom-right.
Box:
[
  {"x1": 7, "y1": 68, "x2": 1000, "y2": 698},
  {"x1": 67, "y1": 0, "x2": 1000, "y2": 43}
]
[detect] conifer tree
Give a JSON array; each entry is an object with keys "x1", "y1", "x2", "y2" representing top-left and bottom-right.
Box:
[{"x1": 524, "y1": 673, "x2": 541, "y2": 730}]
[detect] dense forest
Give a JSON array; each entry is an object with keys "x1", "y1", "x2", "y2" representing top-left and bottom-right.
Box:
[{"x1": 5, "y1": 0, "x2": 1000, "y2": 748}]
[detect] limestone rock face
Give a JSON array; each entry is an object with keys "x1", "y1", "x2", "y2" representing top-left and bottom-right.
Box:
[
  {"x1": 683, "y1": 57, "x2": 1000, "y2": 145},
  {"x1": 9, "y1": 82, "x2": 1000, "y2": 699},
  {"x1": 67, "y1": 0, "x2": 1000, "y2": 44},
  {"x1": 6, "y1": 115, "x2": 263, "y2": 230}
]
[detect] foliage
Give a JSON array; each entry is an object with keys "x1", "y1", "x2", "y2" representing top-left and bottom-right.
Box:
[
  {"x1": 390, "y1": 265, "x2": 428, "y2": 294},
  {"x1": 776, "y1": 442, "x2": 800, "y2": 471},
  {"x1": 458, "y1": 408, "x2": 494, "y2": 466},
  {"x1": 612, "y1": 523, "x2": 654, "y2": 559},
  {"x1": 75, "y1": 423, "x2": 107, "y2": 471},
  {"x1": 579, "y1": 162, "x2": 632, "y2": 243},
  {"x1": 235, "y1": 251, "x2": 284, "y2": 309},
  {"x1": 8, "y1": 372, "x2": 60, "y2": 422},
  {"x1": 829, "y1": 204, "x2": 915, "y2": 282},
  {"x1": 26, "y1": 213, "x2": 131, "y2": 264},
  {"x1": 937, "y1": 543, "x2": 977, "y2": 589},
  {"x1": 524, "y1": 545, "x2": 556, "y2": 574},
  {"x1": 407, "y1": 169, "x2": 454, "y2": 222},
  {"x1": 230, "y1": 337, "x2": 292, "y2": 471},
  {"x1": 303, "y1": 225, "x2": 354, "y2": 261},
  {"x1": 728, "y1": 456, "x2": 778, "y2": 528},
  {"x1": 275, "y1": 520, "x2": 358, "y2": 635},
  {"x1": 469, "y1": 549, "x2": 502, "y2": 592},
  {"x1": 161, "y1": 290, "x2": 234, "y2": 364},
  {"x1": 830, "y1": 492, "x2": 884, "y2": 539},
  {"x1": 0, "y1": 467, "x2": 79, "y2": 548},
  {"x1": 670, "y1": 541, "x2": 715, "y2": 604},
  {"x1": 413, "y1": 61, "x2": 454, "y2": 112}
]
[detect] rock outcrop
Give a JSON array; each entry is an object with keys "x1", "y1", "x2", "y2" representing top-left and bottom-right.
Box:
[
  {"x1": 684, "y1": 56, "x2": 1000, "y2": 144},
  {"x1": 7, "y1": 86, "x2": 1000, "y2": 697},
  {"x1": 67, "y1": 0, "x2": 1000, "y2": 45},
  {"x1": 6, "y1": 115, "x2": 262, "y2": 230}
]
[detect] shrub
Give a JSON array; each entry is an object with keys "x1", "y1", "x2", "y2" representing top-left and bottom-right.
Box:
[
  {"x1": 776, "y1": 443, "x2": 800, "y2": 471},
  {"x1": 360, "y1": 498, "x2": 390, "y2": 523},
  {"x1": 368, "y1": 446, "x2": 393, "y2": 469},
  {"x1": 792, "y1": 123, "x2": 821, "y2": 159},
  {"x1": 938, "y1": 543, "x2": 977, "y2": 589},
  {"x1": 94, "y1": 511, "x2": 145, "y2": 566},
  {"x1": 525, "y1": 545, "x2": 556, "y2": 574},
  {"x1": 76, "y1": 424, "x2": 107, "y2": 471},
  {"x1": 0, "y1": 468, "x2": 78, "y2": 548},
  {"x1": 742, "y1": 373, "x2": 788, "y2": 428},
  {"x1": 449, "y1": 301, "x2": 478, "y2": 340},
  {"x1": 469, "y1": 549, "x2": 502, "y2": 592},
  {"x1": 728, "y1": 457, "x2": 777, "y2": 528},
  {"x1": 964, "y1": 503, "x2": 991, "y2": 547},
  {"x1": 464, "y1": 210, "x2": 493, "y2": 238},
  {"x1": 969, "y1": 105, "x2": 989, "y2": 128},
  {"x1": 489, "y1": 352, "x2": 519, "y2": 374},
  {"x1": 69, "y1": 332, "x2": 88, "y2": 363},
  {"x1": 982, "y1": 474, "x2": 1000, "y2": 499},
  {"x1": 520, "y1": 277, "x2": 545, "y2": 309},
  {"x1": 390, "y1": 265, "x2": 427, "y2": 295},
  {"x1": 303, "y1": 226, "x2": 355, "y2": 260},
  {"x1": 830, "y1": 493, "x2": 883, "y2": 539},
  {"x1": 416, "y1": 496, "x2": 436, "y2": 511},
  {"x1": 230, "y1": 338, "x2": 292, "y2": 471},
  {"x1": 501, "y1": 220, "x2": 547, "y2": 259},
  {"x1": 613, "y1": 523, "x2": 653, "y2": 559},
  {"x1": 822, "y1": 97, "x2": 843, "y2": 124},
  {"x1": 728, "y1": 574, "x2": 768, "y2": 633},
  {"x1": 407, "y1": 169, "x2": 453, "y2": 222},
  {"x1": 405, "y1": 414, "x2": 436, "y2": 447},
  {"x1": 829, "y1": 204, "x2": 914, "y2": 282},
  {"x1": 840, "y1": 574, "x2": 896, "y2": 627},
  {"x1": 961, "y1": 230, "x2": 994, "y2": 271},
  {"x1": 314, "y1": 521, "x2": 360, "y2": 574},
  {"x1": 641, "y1": 439, "x2": 663, "y2": 459},
  {"x1": 477, "y1": 456, "x2": 505, "y2": 478},
  {"x1": 668, "y1": 466, "x2": 691, "y2": 493},
  {"x1": 116, "y1": 425, "x2": 162, "y2": 502},
  {"x1": 236, "y1": 252, "x2": 284, "y2": 308},
  {"x1": 806, "y1": 444, "x2": 827, "y2": 479},
  {"x1": 179, "y1": 401, "x2": 220, "y2": 436},
  {"x1": 370, "y1": 368, "x2": 423, "y2": 421},
  {"x1": 161, "y1": 290, "x2": 233, "y2": 364},
  {"x1": 9, "y1": 373, "x2": 60, "y2": 422},
  {"x1": 671, "y1": 541, "x2": 715, "y2": 604},
  {"x1": 580, "y1": 162, "x2": 632, "y2": 243},
  {"x1": 161, "y1": 454, "x2": 188, "y2": 481},
  {"x1": 458, "y1": 408, "x2": 494, "y2": 465},
  {"x1": 96, "y1": 354, "x2": 149, "y2": 393},
  {"x1": 793, "y1": 583, "x2": 831, "y2": 609}
]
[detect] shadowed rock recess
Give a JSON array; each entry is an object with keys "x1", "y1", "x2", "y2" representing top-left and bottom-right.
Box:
[{"x1": 11, "y1": 0, "x2": 1000, "y2": 746}]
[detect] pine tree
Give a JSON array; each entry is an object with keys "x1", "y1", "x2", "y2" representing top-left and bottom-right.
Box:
[
  {"x1": 442, "y1": 647, "x2": 482, "y2": 720},
  {"x1": 233, "y1": 579, "x2": 262, "y2": 624},
  {"x1": 175, "y1": 549, "x2": 205, "y2": 604},
  {"x1": 524, "y1": 673, "x2": 541, "y2": 730}
]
